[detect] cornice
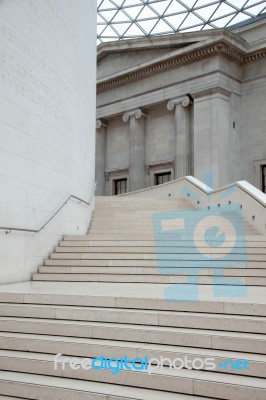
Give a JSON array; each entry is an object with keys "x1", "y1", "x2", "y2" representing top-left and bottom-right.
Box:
[
  {"x1": 97, "y1": 40, "x2": 266, "y2": 94},
  {"x1": 244, "y1": 49, "x2": 266, "y2": 63},
  {"x1": 191, "y1": 86, "x2": 232, "y2": 99}
]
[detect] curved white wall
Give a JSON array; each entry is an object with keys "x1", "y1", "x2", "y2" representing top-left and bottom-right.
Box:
[{"x1": 0, "y1": 0, "x2": 96, "y2": 283}]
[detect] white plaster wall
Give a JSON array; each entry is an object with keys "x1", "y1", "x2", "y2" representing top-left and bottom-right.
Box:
[{"x1": 0, "y1": 0, "x2": 96, "y2": 284}]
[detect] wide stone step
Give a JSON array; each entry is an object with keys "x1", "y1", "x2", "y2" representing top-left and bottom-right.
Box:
[
  {"x1": 1, "y1": 316, "x2": 265, "y2": 354},
  {"x1": 49, "y1": 252, "x2": 266, "y2": 261},
  {"x1": 0, "y1": 304, "x2": 264, "y2": 332},
  {"x1": 56, "y1": 245, "x2": 266, "y2": 254},
  {"x1": 60, "y1": 240, "x2": 266, "y2": 248},
  {"x1": 0, "y1": 286, "x2": 264, "y2": 315},
  {"x1": 64, "y1": 234, "x2": 264, "y2": 241},
  {"x1": 90, "y1": 219, "x2": 251, "y2": 225},
  {"x1": 38, "y1": 266, "x2": 266, "y2": 277},
  {"x1": 88, "y1": 227, "x2": 257, "y2": 234},
  {"x1": 44, "y1": 259, "x2": 266, "y2": 267},
  {"x1": 64, "y1": 235, "x2": 266, "y2": 241},
  {"x1": 0, "y1": 371, "x2": 216, "y2": 400},
  {"x1": 0, "y1": 363, "x2": 265, "y2": 400},
  {"x1": 32, "y1": 272, "x2": 266, "y2": 286},
  {"x1": 0, "y1": 333, "x2": 265, "y2": 378}
]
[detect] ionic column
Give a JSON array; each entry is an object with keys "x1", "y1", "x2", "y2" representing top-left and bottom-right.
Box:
[
  {"x1": 95, "y1": 119, "x2": 107, "y2": 196},
  {"x1": 167, "y1": 96, "x2": 193, "y2": 179},
  {"x1": 123, "y1": 109, "x2": 147, "y2": 192}
]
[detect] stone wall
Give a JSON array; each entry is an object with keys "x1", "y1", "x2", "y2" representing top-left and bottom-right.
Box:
[{"x1": 0, "y1": 0, "x2": 96, "y2": 283}]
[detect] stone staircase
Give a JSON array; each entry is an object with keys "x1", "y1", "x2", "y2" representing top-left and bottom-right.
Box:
[
  {"x1": 0, "y1": 195, "x2": 266, "y2": 399},
  {"x1": 33, "y1": 196, "x2": 263, "y2": 286}
]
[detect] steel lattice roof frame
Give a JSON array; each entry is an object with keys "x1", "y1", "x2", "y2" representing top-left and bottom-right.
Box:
[{"x1": 97, "y1": 0, "x2": 266, "y2": 44}]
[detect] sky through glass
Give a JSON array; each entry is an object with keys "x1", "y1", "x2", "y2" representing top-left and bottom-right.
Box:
[{"x1": 97, "y1": 0, "x2": 266, "y2": 44}]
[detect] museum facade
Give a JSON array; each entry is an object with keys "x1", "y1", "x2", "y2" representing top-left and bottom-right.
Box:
[{"x1": 96, "y1": 17, "x2": 266, "y2": 195}]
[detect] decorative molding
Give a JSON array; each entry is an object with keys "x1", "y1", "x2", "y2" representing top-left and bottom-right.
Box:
[
  {"x1": 105, "y1": 167, "x2": 129, "y2": 175},
  {"x1": 122, "y1": 108, "x2": 147, "y2": 122},
  {"x1": 97, "y1": 40, "x2": 266, "y2": 94},
  {"x1": 96, "y1": 119, "x2": 108, "y2": 129},
  {"x1": 167, "y1": 95, "x2": 192, "y2": 111},
  {"x1": 244, "y1": 49, "x2": 266, "y2": 63},
  {"x1": 191, "y1": 86, "x2": 232, "y2": 99}
]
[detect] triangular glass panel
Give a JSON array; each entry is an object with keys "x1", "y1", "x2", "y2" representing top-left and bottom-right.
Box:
[
  {"x1": 227, "y1": 11, "x2": 254, "y2": 25},
  {"x1": 194, "y1": 4, "x2": 219, "y2": 21},
  {"x1": 180, "y1": 12, "x2": 203, "y2": 29},
  {"x1": 149, "y1": 0, "x2": 172, "y2": 15},
  {"x1": 137, "y1": 6, "x2": 158, "y2": 20},
  {"x1": 97, "y1": 24, "x2": 107, "y2": 35},
  {"x1": 211, "y1": 14, "x2": 234, "y2": 27},
  {"x1": 112, "y1": 22, "x2": 132, "y2": 36},
  {"x1": 122, "y1": 5, "x2": 144, "y2": 20},
  {"x1": 137, "y1": 19, "x2": 158, "y2": 34},
  {"x1": 112, "y1": 10, "x2": 132, "y2": 22},
  {"x1": 164, "y1": 14, "x2": 187, "y2": 29},
  {"x1": 123, "y1": 0, "x2": 144, "y2": 6},
  {"x1": 165, "y1": 0, "x2": 187, "y2": 15},
  {"x1": 112, "y1": 0, "x2": 125, "y2": 6},
  {"x1": 97, "y1": 14, "x2": 106, "y2": 23},
  {"x1": 178, "y1": 0, "x2": 197, "y2": 8},
  {"x1": 100, "y1": 9, "x2": 118, "y2": 22},
  {"x1": 226, "y1": 0, "x2": 248, "y2": 9},
  {"x1": 202, "y1": 23, "x2": 215, "y2": 30},
  {"x1": 181, "y1": 24, "x2": 204, "y2": 32},
  {"x1": 124, "y1": 23, "x2": 146, "y2": 36},
  {"x1": 101, "y1": 25, "x2": 119, "y2": 37},
  {"x1": 98, "y1": 0, "x2": 117, "y2": 10},
  {"x1": 245, "y1": 4, "x2": 266, "y2": 16},
  {"x1": 151, "y1": 19, "x2": 173, "y2": 34},
  {"x1": 194, "y1": 0, "x2": 219, "y2": 7},
  {"x1": 211, "y1": 3, "x2": 236, "y2": 19},
  {"x1": 245, "y1": 0, "x2": 265, "y2": 6}
]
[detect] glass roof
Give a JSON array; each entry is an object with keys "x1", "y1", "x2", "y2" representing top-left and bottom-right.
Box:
[{"x1": 97, "y1": 0, "x2": 266, "y2": 44}]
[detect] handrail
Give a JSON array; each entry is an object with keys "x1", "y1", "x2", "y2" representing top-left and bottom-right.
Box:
[{"x1": 2, "y1": 182, "x2": 97, "y2": 234}]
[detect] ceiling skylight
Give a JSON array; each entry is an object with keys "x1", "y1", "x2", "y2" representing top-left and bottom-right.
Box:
[{"x1": 97, "y1": 0, "x2": 266, "y2": 44}]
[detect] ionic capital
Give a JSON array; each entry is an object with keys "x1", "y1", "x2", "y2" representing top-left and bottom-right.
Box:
[
  {"x1": 122, "y1": 108, "x2": 147, "y2": 123},
  {"x1": 167, "y1": 95, "x2": 192, "y2": 111},
  {"x1": 96, "y1": 119, "x2": 108, "y2": 129}
]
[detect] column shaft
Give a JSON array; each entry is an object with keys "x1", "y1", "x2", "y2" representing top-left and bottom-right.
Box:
[
  {"x1": 123, "y1": 109, "x2": 146, "y2": 192},
  {"x1": 175, "y1": 102, "x2": 192, "y2": 178},
  {"x1": 167, "y1": 96, "x2": 193, "y2": 179}
]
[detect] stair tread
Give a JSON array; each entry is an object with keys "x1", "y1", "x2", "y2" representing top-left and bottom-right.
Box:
[
  {"x1": 0, "y1": 351, "x2": 266, "y2": 389},
  {"x1": 0, "y1": 371, "x2": 216, "y2": 399},
  {"x1": 1, "y1": 303, "x2": 265, "y2": 320},
  {"x1": 0, "y1": 333, "x2": 265, "y2": 361},
  {"x1": 1, "y1": 316, "x2": 265, "y2": 339}
]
